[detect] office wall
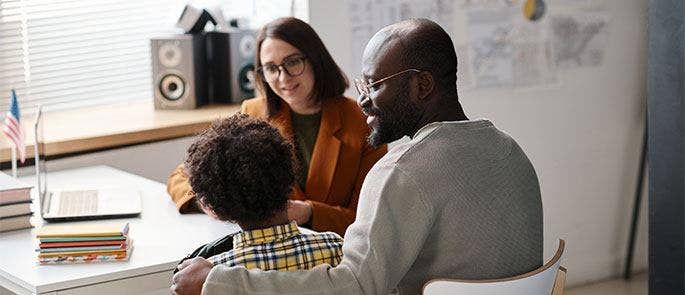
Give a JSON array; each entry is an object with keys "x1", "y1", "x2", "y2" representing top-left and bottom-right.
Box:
[{"x1": 307, "y1": 0, "x2": 648, "y2": 287}]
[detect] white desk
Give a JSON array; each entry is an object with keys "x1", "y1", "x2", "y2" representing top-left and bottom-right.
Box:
[{"x1": 0, "y1": 166, "x2": 239, "y2": 295}]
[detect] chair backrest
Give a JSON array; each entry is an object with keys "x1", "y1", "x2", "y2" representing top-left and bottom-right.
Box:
[{"x1": 423, "y1": 239, "x2": 566, "y2": 295}]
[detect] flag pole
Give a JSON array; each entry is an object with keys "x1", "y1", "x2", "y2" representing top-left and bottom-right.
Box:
[{"x1": 10, "y1": 145, "x2": 17, "y2": 177}]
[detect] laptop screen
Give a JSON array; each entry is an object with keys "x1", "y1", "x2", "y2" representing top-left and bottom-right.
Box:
[
  {"x1": 33, "y1": 106, "x2": 48, "y2": 212},
  {"x1": 31, "y1": 106, "x2": 143, "y2": 221}
]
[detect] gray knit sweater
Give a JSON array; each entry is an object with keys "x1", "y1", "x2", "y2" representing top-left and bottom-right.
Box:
[{"x1": 203, "y1": 119, "x2": 543, "y2": 294}]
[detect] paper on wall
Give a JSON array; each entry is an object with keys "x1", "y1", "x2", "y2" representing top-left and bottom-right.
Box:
[
  {"x1": 466, "y1": 5, "x2": 557, "y2": 89},
  {"x1": 345, "y1": 0, "x2": 590, "y2": 91},
  {"x1": 347, "y1": 0, "x2": 455, "y2": 78},
  {"x1": 549, "y1": 12, "x2": 610, "y2": 68}
]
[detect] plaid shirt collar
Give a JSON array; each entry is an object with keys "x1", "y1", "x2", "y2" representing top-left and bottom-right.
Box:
[{"x1": 233, "y1": 221, "x2": 301, "y2": 249}]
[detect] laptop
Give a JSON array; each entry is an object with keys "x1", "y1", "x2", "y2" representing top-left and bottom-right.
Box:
[{"x1": 33, "y1": 106, "x2": 142, "y2": 222}]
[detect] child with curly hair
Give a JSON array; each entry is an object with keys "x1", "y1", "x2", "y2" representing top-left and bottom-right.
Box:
[{"x1": 183, "y1": 113, "x2": 343, "y2": 271}]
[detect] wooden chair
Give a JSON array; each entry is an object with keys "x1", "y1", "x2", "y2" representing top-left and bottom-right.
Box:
[{"x1": 423, "y1": 239, "x2": 566, "y2": 295}]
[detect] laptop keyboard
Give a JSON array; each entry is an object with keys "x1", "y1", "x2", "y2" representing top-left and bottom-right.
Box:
[{"x1": 58, "y1": 190, "x2": 98, "y2": 215}]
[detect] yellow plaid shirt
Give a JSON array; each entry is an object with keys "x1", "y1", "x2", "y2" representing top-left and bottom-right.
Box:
[{"x1": 207, "y1": 221, "x2": 344, "y2": 271}]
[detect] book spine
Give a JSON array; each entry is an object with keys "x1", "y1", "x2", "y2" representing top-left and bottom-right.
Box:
[
  {"x1": 0, "y1": 212, "x2": 32, "y2": 219},
  {"x1": 37, "y1": 232, "x2": 126, "y2": 238},
  {"x1": 38, "y1": 246, "x2": 133, "y2": 264},
  {"x1": 39, "y1": 236, "x2": 127, "y2": 243},
  {"x1": 39, "y1": 239, "x2": 127, "y2": 248},
  {"x1": 0, "y1": 189, "x2": 31, "y2": 204},
  {"x1": 0, "y1": 202, "x2": 32, "y2": 218},
  {"x1": 37, "y1": 244, "x2": 126, "y2": 253},
  {"x1": 38, "y1": 253, "x2": 130, "y2": 264},
  {"x1": 0, "y1": 214, "x2": 33, "y2": 232},
  {"x1": 38, "y1": 249, "x2": 128, "y2": 258},
  {"x1": 36, "y1": 222, "x2": 130, "y2": 238}
]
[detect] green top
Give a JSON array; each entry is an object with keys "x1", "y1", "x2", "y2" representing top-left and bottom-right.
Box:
[{"x1": 290, "y1": 111, "x2": 321, "y2": 190}]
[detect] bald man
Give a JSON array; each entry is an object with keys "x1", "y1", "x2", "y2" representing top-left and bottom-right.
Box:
[{"x1": 171, "y1": 18, "x2": 543, "y2": 295}]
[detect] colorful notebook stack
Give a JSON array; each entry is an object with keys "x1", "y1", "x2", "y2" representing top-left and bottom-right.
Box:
[
  {"x1": 0, "y1": 171, "x2": 33, "y2": 232},
  {"x1": 36, "y1": 221, "x2": 133, "y2": 264}
]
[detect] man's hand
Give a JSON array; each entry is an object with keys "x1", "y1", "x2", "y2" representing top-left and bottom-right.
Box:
[
  {"x1": 288, "y1": 200, "x2": 313, "y2": 225},
  {"x1": 171, "y1": 257, "x2": 213, "y2": 295}
]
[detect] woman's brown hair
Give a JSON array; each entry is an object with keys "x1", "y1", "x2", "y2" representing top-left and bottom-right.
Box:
[{"x1": 254, "y1": 17, "x2": 348, "y2": 117}]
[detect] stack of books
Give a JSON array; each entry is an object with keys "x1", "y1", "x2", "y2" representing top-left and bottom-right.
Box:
[
  {"x1": 0, "y1": 171, "x2": 33, "y2": 232},
  {"x1": 35, "y1": 221, "x2": 133, "y2": 264}
]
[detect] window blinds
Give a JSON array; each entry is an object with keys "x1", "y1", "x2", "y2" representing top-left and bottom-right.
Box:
[
  {"x1": 0, "y1": 0, "x2": 184, "y2": 114},
  {"x1": 0, "y1": 0, "x2": 301, "y2": 115}
]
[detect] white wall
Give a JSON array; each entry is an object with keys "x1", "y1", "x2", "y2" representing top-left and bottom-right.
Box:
[{"x1": 308, "y1": 0, "x2": 648, "y2": 287}]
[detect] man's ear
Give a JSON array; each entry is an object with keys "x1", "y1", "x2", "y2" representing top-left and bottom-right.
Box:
[{"x1": 415, "y1": 71, "x2": 434, "y2": 101}]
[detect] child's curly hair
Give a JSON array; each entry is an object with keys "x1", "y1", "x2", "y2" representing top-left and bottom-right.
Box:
[{"x1": 184, "y1": 113, "x2": 295, "y2": 225}]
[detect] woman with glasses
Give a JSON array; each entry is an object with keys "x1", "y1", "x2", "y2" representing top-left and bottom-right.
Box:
[{"x1": 166, "y1": 17, "x2": 387, "y2": 236}]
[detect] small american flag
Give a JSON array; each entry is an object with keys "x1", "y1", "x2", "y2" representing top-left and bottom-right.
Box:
[{"x1": 3, "y1": 90, "x2": 26, "y2": 163}]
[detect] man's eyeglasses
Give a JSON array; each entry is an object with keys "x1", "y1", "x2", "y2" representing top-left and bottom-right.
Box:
[
  {"x1": 354, "y1": 69, "x2": 420, "y2": 97},
  {"x1": 256, "y1": 55, "x2": 307, "y2": 82}
]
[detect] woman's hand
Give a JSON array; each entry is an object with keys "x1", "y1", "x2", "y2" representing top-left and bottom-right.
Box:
[{"x1": 288, "y1": 200, "x2": 313, "y2": 225}]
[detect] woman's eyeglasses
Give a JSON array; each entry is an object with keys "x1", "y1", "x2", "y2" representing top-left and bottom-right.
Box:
[{"x1": 256, "y1": 55, "x2": 307, "y2": 82}]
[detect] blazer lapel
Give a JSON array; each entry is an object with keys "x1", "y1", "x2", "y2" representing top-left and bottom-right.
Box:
[{"x1": 305, "y1": 99, "x2": 341, "y2": 200}]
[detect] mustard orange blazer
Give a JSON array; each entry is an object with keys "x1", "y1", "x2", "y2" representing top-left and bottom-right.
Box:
[{"x1": 166, "y1": 96, "x2": 387, "y2": 236}]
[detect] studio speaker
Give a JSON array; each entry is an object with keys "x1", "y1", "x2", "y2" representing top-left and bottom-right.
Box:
[
  {"x1": 205, "y1": 29, "x2": 256, "y2": 104},
  {"x1": 151, "y1": 34, "x2": 208, "y2": 109}
]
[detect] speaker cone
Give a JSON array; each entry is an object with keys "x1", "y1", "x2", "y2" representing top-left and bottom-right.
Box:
[
  {"x1": 238, "y1": 63, "x2": 255, "y2": 93},
  {"x1": 160, "y1": 74, "x2": 186, "y2": 101},
  {"x1": 159, "y1": 42, "x2": 183, "y2": 68}
]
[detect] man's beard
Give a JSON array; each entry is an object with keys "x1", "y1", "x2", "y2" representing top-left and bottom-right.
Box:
[{"x1": 366, "y1": 87, "x2": 421, "y2": 147}]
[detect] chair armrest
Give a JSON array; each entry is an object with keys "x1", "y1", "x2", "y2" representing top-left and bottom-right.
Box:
[{"x1": 551, "y1": 266, "x2": 567, "y2": 295}]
